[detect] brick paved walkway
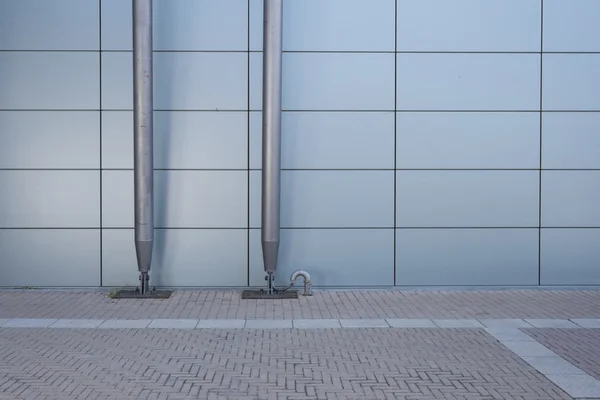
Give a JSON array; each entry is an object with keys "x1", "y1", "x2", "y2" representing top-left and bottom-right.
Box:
[
  {"x1": 0, "y1": 289, "x2": 599, "y2": 320},
  {"x1": 0, "y1": 327, "x2": 573, "y2": 400},
  {"x1": 525, "y1": 328, "x2": 600, "y2": 381},
  {"x1": 0, "y1": 289, "x2": 599, "y2": 399}
]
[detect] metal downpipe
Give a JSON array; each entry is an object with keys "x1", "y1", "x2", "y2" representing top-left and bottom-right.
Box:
[
  {"x1": 133, "y1": 0, "x2": 154, "y2": 294},
  {"x1": 261, "y1": 0, "x2": 283, "y2": 294}
]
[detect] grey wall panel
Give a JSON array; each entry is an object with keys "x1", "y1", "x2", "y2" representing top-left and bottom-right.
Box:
[
  {"x1": 397, "y1": 0, "x2": 540, "y2": 52},
  {"x1": 102, "y1": 52, "x2": 248, "y2": 110},
  {"x1": 396, "y1": 171, "x2": 539, "y2": 228},
  {"x1": 103, "y1": 111, "x2": 247, "y2": 170},
  {"x1": 101, "y1": 230, "x2": 137, "y2": 286},
  {"x1": 101, "y1": 0, "x2": 247, "y2": 51},
  {"x1": 250, "y1": 0, "x2": 395, "y2": 51},
  {"x1": 0, "y1": 171, "x2": 100, "y2": 228},
  {"x1": 396, "y1": 112, "x2": 540, "y2": 169},
  {"x1": 152, "y1": 111, "x2": 248, "y2": 169},
  {"x1": 0, "y1": 111, "x2": 99, "y2": 169},
  {"x1": 249, "y1": 54, "x2": 262, "y2": 110},
  {"x1": 396, "y1": 54, "x2": 540, "y2": 111},
  {"x1": 541, "y1": 229, "x2": 600, "y2": 285},
  {"x1": 541, "y1": 171, "x2": 600, "y2": 227},
  {"x1": 102, "y1": 171, "x2": 133, "y2": 228},
  {"x1": 542, "y1": 55, "x2": 600, "y2": 111},
  {"x1": 0, "y1": 0, "x2": 99, "y2": 50},
  {"x1": 249, "y1": 229, "x2": 394, "y2": 287},
  {"x1": 102, "y1": 229, "x2": 247, "y2": 287},
  {"x1": 249, "y1": 112, "x2": 394, "y2": 170},
  {"x1": 396, "y1": 229, "x2": 539, "y2": 286},
  {"x1": 101, "y1": 0, "x2": 131, "y2": 51},
  {"x1": 543, "y1": 0, "x2": 600, "y2": 52},
  {"x1": 250, "y1": 53, "x2": 395, "y2": 111},
  {"x1": 0, "y1": 52, "x2": 99, "y2": 110},
  {"x1": 101, "y1": 52, "x2": 132, "y2": 110},
  {"x1": 102, "y1": 171, "x2": 247, "y2": 228},
  {"x1": 154, "y1": 53, "x2": 248, "y2": 111},
  {"x1": 0, "y1": 229, "x2": 100, "y2": 287},
  {"x1": 250, "y1": 171, "x2": 394, "y2": 228},
  {"x1": 153, "y1": 0, "x2": 247, "y2": 51},
  {"x1": 101, "y1": 111, "x2": 133, "y2": 169},
  {"x1": 542, "y1": 113, "x2": 600, "y2": 169}
]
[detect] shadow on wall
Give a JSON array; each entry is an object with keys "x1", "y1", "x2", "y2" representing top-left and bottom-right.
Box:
[{"x1": 151, "y1": 1, "x2": 174, "y2": 287}]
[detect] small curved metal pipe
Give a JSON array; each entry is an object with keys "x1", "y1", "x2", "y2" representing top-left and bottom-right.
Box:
[{"x1": 290, "y1": 270, "x2": 312, "y2": 296}]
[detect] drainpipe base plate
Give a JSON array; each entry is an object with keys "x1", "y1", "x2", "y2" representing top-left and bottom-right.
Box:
[
  {"x1": 241, "y1": 290, "x2": 298, "y2": 300},
  {"x1": 110, "y1": 289, "x2": 173, "y2": 299}
]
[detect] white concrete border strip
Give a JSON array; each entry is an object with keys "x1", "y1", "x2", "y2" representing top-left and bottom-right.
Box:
[
  {"x1": 486, "y1": 328, "x2": 600, "y2": 399},
  {"x1": 1, "y1": 318, "x2": 599, "y2": 330},
  {"x1": 571, "y1": 319, "x2": 600, "y2": 328}
]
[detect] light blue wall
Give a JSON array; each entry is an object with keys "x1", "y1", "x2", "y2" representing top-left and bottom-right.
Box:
[{"x1": 0, "y1": 0, "x2": 599, "y2": 287}]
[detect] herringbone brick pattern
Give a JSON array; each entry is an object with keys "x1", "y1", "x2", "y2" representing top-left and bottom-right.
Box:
[
  {"x1": 525, "y1": 328, "x2": 600, "y2": 380},
  {"x1": 0, "y1": 327, "x2": 572, "y2": 400},
  {"x1": 0, "y1": 289, "x2": 599, "y2": 320}
]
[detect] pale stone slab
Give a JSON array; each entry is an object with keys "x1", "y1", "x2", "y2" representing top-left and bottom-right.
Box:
[
  {"x1": 480, "y1": 319, "x2": 532, "y2": 329},
  {"x1": 571, "y1": 318, "x2": 600, "y2": 328},
  {"x1": 196, "y1": 319, "x2": 246, "y2": 329},
  {"x1": 293, "y1": 319, "x2": 341, "y2": 329},
  {"x1": 434, "y1": 319, "x2": 483, "y2": 328},
  {"x1": 99, "y1": 319, "x2": 152, "y2": 329},
  {"x1": 525, "y1": 319, "x2": 578, "y2": 328},
  {"x1": 3, "y1": 319, "x2": 57, "y2": 328},
  {"x1": 522, "y1": 356, "x2": 587, "y2": 376},
  {"x1": 545, "y1": 374, "x2": 600, "y2": 398},
  {"x1": 147, "y1": 319, "x2": 198, "y2": 329},
  {"x1": 386, "y1": 319, "x2": 436, "y2": 328},
  {"x1": 245, "y1": 320, "x2": 292, "y2": 329},
  {"x1": 501, "y1": 340, "x2": 556, "y2": 357},
  {"x1": 51, "y1": 319, "x2": 103, "y2": 328},
  {"x1": 485, "y1": 328, "x2": 536, "y2": 342},
  {"x1": 339, "y1": 319, "x2": 389, "y2": 328}
]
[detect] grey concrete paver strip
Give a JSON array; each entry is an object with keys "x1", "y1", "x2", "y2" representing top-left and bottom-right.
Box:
[
  {"x1": 434, "y1": 318, "x2": 484, "y2": 328},
  {"x1": 571, "y1": 318, "x2": 600, "y2": 328},
  {"x1": 0, "y1": 327, "x2": 573, "y2": 400},
  {"x1": 521, "y1": 356, "x2": 587, "y2": 376},
  {"x1": 479, "y1": 318, "x2": 533, "y2": 328},
  {"x1": 339, "y1": 318, "x2": 388, "y2": 328},
  {"x1": 293, "y1": 319, "x2": 341, "y2": 329},
  {"x1": 525, "y1": 328, "x2": 600, "y2": 381},
  {"x1": 526, "y1": 319, "x2": 580, "y2": 328},
  {"x1": 147, "y1": 319, "x2": 198, "y2": 329},
  {"x1": 99, "y1": 319, "x2": 152, "y2": 329},
  {"x1": 500, "y1": 340, "x2": 558, "y2": 357},
  {"x1": 487, "y1": 328, "x2": 600, "y2": 399},
  {"x1": 195, "y1": 319, "x2": 246, "y2": 329},
  {"x1": 544, "y1": 374, "x2": 600, "y2": 399},
  {"x1": 485, "y1": 327, "x2": 537, "y2": 341},
  {"x1": 50, "y1": 319, "x2": 104, "y2": 328},
  {"x1": 386, "y1": 318, "x2": 436, "y2": 328},
  {"x1": 2, "y1": 318, "x2": 57, "y2": 328},
  {"x1": 244, "y1": 319, "x2": 292, "y2": 329}
]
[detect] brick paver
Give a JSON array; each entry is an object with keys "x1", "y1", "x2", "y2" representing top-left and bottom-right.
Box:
[
  {"x1": 0, "y1": 289, "x2": 599, "y2": 320},
  {"x1": 0, "y1": 327, "x2": 573, "y2": 400},
  {"x1": 525, "y1": 328, "x2": 600, "y2": 380}
]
